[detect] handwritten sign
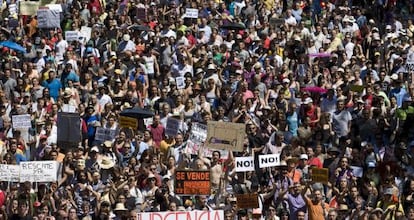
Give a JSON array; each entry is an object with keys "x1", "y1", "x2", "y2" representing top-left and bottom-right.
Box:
[
  {"x1": 235, "y1": 156, "x2": 255, "y2": 172},
  {"x1": 37, "y1": 8, "x2": 60, "y2": 29},
  {"x1": 185, "y1": 8, "x2": 199, "y2": 18},
  {"x1": 119, "y1": 116, "x2": 137, "y2": 128},
  {"x1": 19, "y1": 1, "x2": 40, "y2": 15},
  {"x1": 165, "y1": 117, "x2": 180, "y2": 137},
  {"x1": 80, "y1": 26, "x2": 92, "y2": 43},
  {"x1": 95, "y1": 127, "x2": 118, "y2": 142},
  {"x1": 175, "y1": 170, "x2": 210, "y2": 195},
  {"x1": 350, "y1": 166, "x2": 363, "y2": 178},
  {"x1": 20, "y1": 161, "x2": 60, "y2": 182},
  {"x1": 206, "y1": 121, "x2": 245, "y2": 152},
  {"x1": 258, "y1": 154, "x2": 280, "y2": 168},
  {"x1": 138, "y1": 210, "x2": 224, "y2": 220},
  {"x1": 65, "y1": 31, "x2": 79, "y2": 41},
  {"x1": 311, "y1": 167, "x2": 329, "y2": 184},
  {"x1": 0, "y1": 164, "x2": 20, "y2": 182},
  {"x1": 12, "y1": 114, "x2": 31, "y2": 129},
  {"x1": 236, "y1": 193, "x2": 259, "y2": 209}
]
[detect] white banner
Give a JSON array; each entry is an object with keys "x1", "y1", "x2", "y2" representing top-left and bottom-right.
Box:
[
  {"x1": 138, "y1": 210, "x2": 224, "y2": 220},
  {"x1": 235, "y1": 156, "x2": 255, "y2": 172},
  {"x1": 12, "y1": 114, "x2": 31, "y2": 129},
  {"x1": 0, "y1": 164, "x2": 20, "y2": 182},
  {"x1": 20, "y1": 161, "x2": 60, "y2": 182},
  {"x1": 185, "y1": 8, "x2": 199, "y2": 18},
  {"x1": 258, "y1": 154, "x2": 280, "y2": 168}
]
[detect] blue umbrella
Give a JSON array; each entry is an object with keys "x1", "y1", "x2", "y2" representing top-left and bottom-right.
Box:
[{"x1": 0, "y1": 41, "x2": 26, "y2": 53}]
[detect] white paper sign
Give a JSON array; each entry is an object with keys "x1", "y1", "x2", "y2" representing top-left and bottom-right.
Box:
[
  {"x1": 95, "y1": 127, "x2": 118, "y2": 142},
  {"x1": 165, "y1": 117, "x2": 181, "y2": 137},
  {"x1": 185, "y1": 8, "x2": 199, "y2": 18},
  {"x1": 80, "y1": 26, "x2": 92, "y2": 43},
  {"x1": 20, "y1": 161, "x2": 60, "y2": 182},
  {"x1": 12, "y1": 114, "x2": 31, "y2": 129},
  {"x1": 258, "y1": 154, "x2": 280, "y2": 168},
  {"x1": 65, "y1": 31, "x2": 79, "y2": 41},
  {"x1": 0, "y1": 164, "x2": 20, "y2": 182},
  {"x1": 176, "y1": 76, "x2": 186, "y2": 89},
  {"x1": 350, "y1": 166, "x2": 363, "y2": 178},
  {"x1": 235, "y1": 156, "x2": 255, "y2": 172}
]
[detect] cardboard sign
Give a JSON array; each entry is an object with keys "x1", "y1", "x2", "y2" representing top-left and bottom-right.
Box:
[
  {"x1": 185, "y1": 8, "x2": 199, "y2": 18},
  {"x1": 57, "y1": 112, "x2": 81, "y2": 144},
  {"x1": 0, "y1": 164, "x2": 20, "y2": 182},
  {"x1": 236, "y1": 193, "x2": 259, "y2": 209},
  {"x1": 258, "y1": 154, "x2": 280, "y2": 168},
  {"x1": 95, "y1": 127, "x2": 118, "y2": 142},
  {"x1": 206, "y1": 121, "x2": 245, "y2": 152},
  {"x1": 311, "y1": 168, "x2": 329, "y2": 184},
  {"x1": 137, "y1": 210, "x2": 224, "y2": 220},
  {"x1": 40, "y1": 0, "x2": 56, "y2": 6},
  {"x1": 235, "y1": 156, "x2": 255, "y2": 172},
  {"x1": 175, "y1": 170, "x2": 210, "y2": 195},
  {"x1": 65, "y1": 31, "x2": 79, "y2": 41},
  {"x1": 12, "y1": 114, "x2": 31, "y2": 129},
  {"x1": 20, "y1": 161, "x2": 60, "y2": 182},
  {"x1": 165, "y1": 117, "x2": 180, "y2": 137},
  {"x1": 37, "y1": 8, "x2": 61, "y2": 28},
  {"x1": 349, "y1": 85, "x2": 364, "y2": 93},
  {"x1": 119, "y1": 116, "x2": 137, "y2": 128},
  {"x1": 176, "y1": 76, "x2": 186, "y2": 89},
  {"x1": 19, "y1": 1, "x2": 40, "y2": 15}
]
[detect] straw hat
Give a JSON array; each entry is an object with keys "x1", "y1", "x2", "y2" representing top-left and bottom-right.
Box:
[{"x1": 98, "y1": 156, "x2": 115, "y2": 169}]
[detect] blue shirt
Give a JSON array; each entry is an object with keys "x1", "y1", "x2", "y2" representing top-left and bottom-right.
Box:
[
  {"x1": 42, "y1": 79, "x2": 62, "y2": 101},
  {"x1": 389, "y1": 87, "x2": 408, "y2": 108}
]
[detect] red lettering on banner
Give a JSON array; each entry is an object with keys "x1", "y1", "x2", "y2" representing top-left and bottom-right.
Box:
[
  {"x1": 198, "y1": 211, "x2": 208, "y2": 220},
  {"x1": 151, "y1": 212, "x2": 163, "y2": 220},
  {"x1": 214, "y1": 211, "x2": 221, "y2": 220}
]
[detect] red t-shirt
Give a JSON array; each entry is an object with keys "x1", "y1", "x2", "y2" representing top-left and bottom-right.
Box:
[{"x1": 148, "y1": 124, "x2": 165, "y2": 148}]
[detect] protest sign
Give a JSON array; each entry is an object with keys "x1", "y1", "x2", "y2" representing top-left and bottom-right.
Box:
[
  {"x1": 65, "y1": 31, "x2": 79, "y2": 41},
  {"x1": 258, "y1": 154, "x2": 280, "y2": 168},
  {"x1": 176, "y1": 76, "x2": 186, "y2": 89},
  {"x1": 57, "y1": 112, "x2": 81, "y2": 144},
  {"x1": 119, "y1": 116, "x2": 138, "y2": 128},
  {"x1": 37, "y1": 8, "x2": 60, "y2": 29},
  {"x1": 311, "y1": 168, "x2": 329, "y2": 184},
  {"x1": 19, "y1": 1, "x2": 39, "y2": 15},
  {"x1": 175, "y1": 170, "x2": 210, "y2": 195},
  {"x1": 0, "y1": 164, "x2": 20, "y2": 182},
  {"x1": 350, "y1": 166, "x2": 363, "y2": 178},
  {"x1": 95, "y1": 127, "x2": 118, "y2": 142},
  {"x1": 235, "y1": 156, "x2": 255, "y2": 172},
  {"x1": 186, "y1": 123, "x2": 208, "y2": 154},
  {"x1": 136, "y1": 7, "x2": 147, "y2": 20},
  {"x1": 40, "y1": 0, "x2": 56, "y2": 6},
  {"x1": 185, "y1": 8, "x2": 199, "y2": 18},
  {"x1": 349, "y1": 85, "x2": 364, "y2": 93},
  {"x1": 206, "y1": 121, "x2": 245, "y2": 152},
  {"x1": 80, "y1": 26, "x2": 92, "y2": 43},
  {"x1": 165, "y1": 117, "x2": 180, "y2": 137},
  {"x1": 12, "y1": 114, "x2": 31, "y2": 129},
  {"x1": 137, "y1": 210, "x2": 224, "y2": 220},
  {"x1": 236, "y1": 193, "x2": 259, "y2": 209},
  {"x1": 20, "y1": 161, "x2": 60, "y2": 182},
  {"x1": 45, "y1": 4, "x2": 62, "y2": 12}
]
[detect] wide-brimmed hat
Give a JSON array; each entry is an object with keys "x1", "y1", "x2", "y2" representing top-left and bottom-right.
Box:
[
  {"x1": 113, "y1": 203, "x2": 128, "y2": 211},
  {"x1": 98, "y1": 156, "x2": 115, "y2": 169}
]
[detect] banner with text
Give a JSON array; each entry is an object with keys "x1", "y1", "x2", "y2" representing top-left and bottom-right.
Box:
[
  {"x1": 95, "y1": 127, "x2": 118, "y2": 142},
  {"x1": 175, "y1": 170, "x2": 210, "y2": 195},
  {"x1": 236, "y1": 193, "x2": 259, "y2": 209},
  {"x1": 258, "y1": 154, "x2": 280, "y2": 168},
  {"x1": 37, "y1": 8, "x2": 60, "y2": 29},
  {"x1": 206, "y1": 121, "x2": 245, "y2": 152},
  {"x1": 235, "y1": 156, "x2": 255, "y2": 172},
  {"x1": 0, "y1": 164, "x2": 20, "y2": 182},
  {"x1": 20, "y1": 161, "x2": 59, "y2": 182},
  {"x1": 138, "y1": 210, "x2": 224, "y2": 220},
  {"x1": 185, "y1": 8, "x2": 199, "y2": 18},
  {"x1": 12, "y1": 114, "x2": 31, "y2": 129},
  {"x1": 19, "y1": 1, "x2": 40, "y2": 15},
  {"x1": 165, "y1": 117, "x2": 181, "y2": 137},
  {"x1": 311, "y1": 168, "x2": 329, "y2": 184},
  {"x1": 119, "y1": 116, "x2": 138, "y2": 128}
]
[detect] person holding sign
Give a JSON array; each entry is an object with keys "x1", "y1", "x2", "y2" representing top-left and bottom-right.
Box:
[{"x1": 302, "y1": 181, "x2": 328, "y2": 220}]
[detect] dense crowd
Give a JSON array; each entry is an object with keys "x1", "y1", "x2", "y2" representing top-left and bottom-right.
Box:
[{"x1": 0, "y1": 0, "x2": 414, "y2": 219}]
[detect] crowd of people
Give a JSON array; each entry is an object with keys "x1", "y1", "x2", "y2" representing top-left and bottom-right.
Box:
[{"x1": 0, "y1": 0, "x2": 414, "y2": 219}]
